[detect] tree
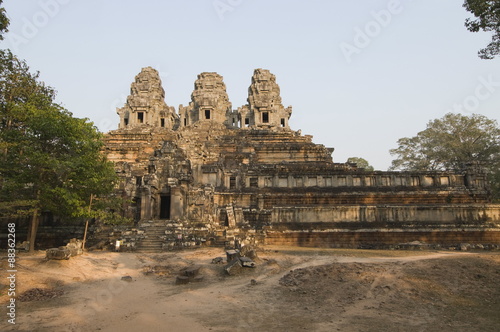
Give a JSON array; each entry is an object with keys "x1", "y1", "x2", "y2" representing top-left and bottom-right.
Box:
[
  {"x1": 390, "y1": 113, "x2": 500, "y2": 201},
  {"x1": 347, "y1": 157, "x2": 374, "y2": 172},
  {"x1": 463, "y1": 0, "x2": 500, "y2": 59},
  {"x1": 0, "y1": 50, "x2": 123, "y2": 251},
  {"x1": 0, "y1": 0, "x2": 8, "y2": 40}
]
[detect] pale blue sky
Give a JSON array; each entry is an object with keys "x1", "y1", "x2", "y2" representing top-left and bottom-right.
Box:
[{"x1": 2, "y1": 0, "x2": 499, "y2": 170}]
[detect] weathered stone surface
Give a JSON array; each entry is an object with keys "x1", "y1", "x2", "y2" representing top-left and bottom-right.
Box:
[
  {"x1": 226, "y1": 249, "x2": 240, "y2": 262},
  {"x1": 181, "y1": 266, "x2": 201, "y2": 278},
  {"x1": 240, "y1": 247, "x2": 258, "y2": 260},
  {"x1": 102, "y1": 67, "x2": 500, "y2": 251},
  {"x1": 237, "y1": 68, "x2": 292, "y2": 129},
  {"x1": 179, "y1": 72, "x2": 232, "y2": 127},
  {"x1": 46, "y1": 247, "x2": 71, "y2": 260},
  {"x1": 239, "y1": 256, "x2": 256, "y2": 268},
  {"x1": 224, "y1": 258, "x2": 243, "y2": 275},
  {"x1": 117, "y1": 67, "x2": 178, "y2": 130},
  {"x1": 66, "y1": 238, "x2": 83, "y2": 256},
  {"x1": 175, "y1": 266, "x2": 204, "y2": 284},
  {"x1": 212, "y1": 257, "x2": 224, "y2": 264},
  {"x1": 460, "y1": 243, "x2": 472, "y2": 251}
]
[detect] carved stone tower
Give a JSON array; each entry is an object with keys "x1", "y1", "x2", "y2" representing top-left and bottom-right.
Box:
[
  {"x1": 117, "y1": 67, "x2": 178, "y2": 130},
  {"x1": 179, "y1": 72, "x2": 233, "y2": 127},
  {"x1": 237, "y1": 68, "x2": 292, "y2": 129}
]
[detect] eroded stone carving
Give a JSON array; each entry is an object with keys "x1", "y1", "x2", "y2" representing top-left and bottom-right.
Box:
[
  {"x1": 238, "y1": 68, "x2": 292, "y2": 129},
  {"x1": 103, "y1": 67, "x2": 499, "y2": 251},
  {"x1": 179, "y1": 72, "x2": 233, "y2": 127},
  {"x1": 117, "y1": 67, "x2": 178, "y2": 130}
]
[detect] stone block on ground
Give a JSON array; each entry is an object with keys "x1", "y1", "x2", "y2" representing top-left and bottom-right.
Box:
[
  {"x1": 176, "y1": 276, "x2": 190, "y2": 285},
  {"x1": 16, "y1": 241, "x2": 29, "y2": 251},
  {"x1": 224, "y1": 258, "x2": 243, "y2": 275},
  {"x1": 181, "y1": 266, "x2": 201, "y2": 278},
  {"x1": 240, "y1": 256, "x2": 256, "y2": 268},
  {"x1": 46, "y1": 247, "x2": 71, "y2": 260},
  {"x1": 460, "y1": 243, "x2": 471, "y2": 251},
  {"x1": 66, "y1": 238, "x2": 83, "y2": 256},
  {"x1": 175, "y1": 265, "x2": 204, "y2": 285},
  {"x1": 243, "y1": 249, "x2": 258, "y2": 260},
  {"x1": 212, "y1": 257, "x2": 224, "y2": 264},
  {"x1": 226, "y1": 249, "x2": 240, "y2": 262}
]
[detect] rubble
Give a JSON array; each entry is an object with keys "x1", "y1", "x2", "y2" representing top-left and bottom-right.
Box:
[
  {"x1": 66, "y1": 238, "x2": 83, "y2": 256},
  {"x1": 224, "y1": 258, "x2": 243, "y2": 276},
  {"x1": 226, "y1": 249, "x2": 240, "y2": 262},
  {"x1": 211, "y1": 257, "x2": 224, "y2": 264},
  {"x1": 240, "y1": 257, "x2": 256, "y2": 268},
  {"x1": 16, "y1": 241, "x2": 29, "y2": 251},
  {"x1": 223, "y1": 248, "x2": 257, "y2": 275}
]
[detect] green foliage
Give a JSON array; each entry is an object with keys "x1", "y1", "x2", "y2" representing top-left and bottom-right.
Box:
[
  {"x1": 87, "y1": 194, "x2": 133, "y2": 225},
  {"x1": 0, "y1": 0, "x2": 8, "y2": 40},
  {"x1": 0, "y1": 50, "x2": 122, "y2": 223},
  {"x1": 390, "y1": 113, "x2": 500, "y2": 172},
  {"x1": 463, "y1": 0, "x2": 500, "y2": 59},
  {"x1": 390, "y1": 113, "x2": 500, "y2": 201},
  {"x1": 347, "y1": 157, "x2": 374, "y2": 172}
]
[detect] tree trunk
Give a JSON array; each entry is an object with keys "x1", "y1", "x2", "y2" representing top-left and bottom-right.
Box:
[{"x1": 28, "y1": 208, "x2": 40, "y2": 252}]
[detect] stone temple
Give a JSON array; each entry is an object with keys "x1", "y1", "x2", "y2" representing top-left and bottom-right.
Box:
[{"x1": 104, "y1": 67, "x2": 500, "y2": 251}]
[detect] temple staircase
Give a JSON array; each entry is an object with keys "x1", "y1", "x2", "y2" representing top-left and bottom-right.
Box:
[{"x1": 135, "y1": 220, "x2": 169, "y2": 253}]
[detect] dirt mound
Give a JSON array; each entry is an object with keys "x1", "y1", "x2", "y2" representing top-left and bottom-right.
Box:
[{"x1": 272, "y1": 255, "x2": 500, "y2": 331}]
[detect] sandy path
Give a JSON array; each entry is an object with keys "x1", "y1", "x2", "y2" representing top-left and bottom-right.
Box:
[{"x1": 1, "y1": 248, "x2": 493, "y2": 332}]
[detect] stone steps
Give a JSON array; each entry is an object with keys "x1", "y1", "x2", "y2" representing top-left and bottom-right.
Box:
[
  {"x1": 135, "y1": 221, "x2": 170, "y2": 253},
  {"x1": 134, "y1": 220, "x2": 223, "y2": 252}
]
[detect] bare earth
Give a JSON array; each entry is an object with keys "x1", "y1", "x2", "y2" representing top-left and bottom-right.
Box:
[{"x1": 1, "y1": 247, "x2": 499, "y2": 332}]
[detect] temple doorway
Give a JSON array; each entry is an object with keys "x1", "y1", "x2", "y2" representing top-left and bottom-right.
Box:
[{"x1": 160, "y1": 195, "x2": 171, "y2": 219}]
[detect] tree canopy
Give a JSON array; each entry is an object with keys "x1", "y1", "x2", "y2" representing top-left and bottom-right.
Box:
[
  {"x1": 0, "y1": 49, "x2": 122, "y2": 249},
  {"x1": 390, "y1": 113, "x2": 500, "y2": 172},
  {"x1": 463, "y1": 0, "x2": 500, "y2": 59},
  {"x1": 390, "y1": 113, "x2": 500, "y2": 201},
  {"x1": 0, "y1": 0, "x2": 8, "y2": 40},
  {"x1": 347, "y1": 157, "x2": 374, "y2": 172}
]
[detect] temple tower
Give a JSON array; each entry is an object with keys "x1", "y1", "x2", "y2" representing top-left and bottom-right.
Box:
[
  {"x1": 117, "y1": 67, "x2": 178, "y2": 130},
  {"x1": 179, "y1": 72, "x2": 233, "y2": 127},
  {"x1": 238, "y1": 69, "x2": 292, "y2": 129}
]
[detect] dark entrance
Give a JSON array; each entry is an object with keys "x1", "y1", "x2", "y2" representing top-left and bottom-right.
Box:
[
  {"x1": 160, "y1": 195, "x2": 171, "y2": 219},
  {"x1": 133, "y1": 197, "x2": 141, "y2": 222}
]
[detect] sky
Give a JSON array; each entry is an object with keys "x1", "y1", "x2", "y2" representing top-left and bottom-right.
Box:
[{"x1": 1, "y1": 0, "x2": 499, "y2": 170}]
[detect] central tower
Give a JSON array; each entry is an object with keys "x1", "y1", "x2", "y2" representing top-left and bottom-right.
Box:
[{"x1": 179, "y1": 72, "x2": 232, "y2": 127}]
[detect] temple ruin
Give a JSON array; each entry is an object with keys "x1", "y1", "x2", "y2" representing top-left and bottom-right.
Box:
[{"x1": 103, "y1": 67, "x2": 500, "y2": 251}]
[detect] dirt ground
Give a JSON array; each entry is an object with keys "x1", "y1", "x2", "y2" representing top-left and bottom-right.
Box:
[{"x1": 1, "y1": 246, "x2": 499, "y2": 332}]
